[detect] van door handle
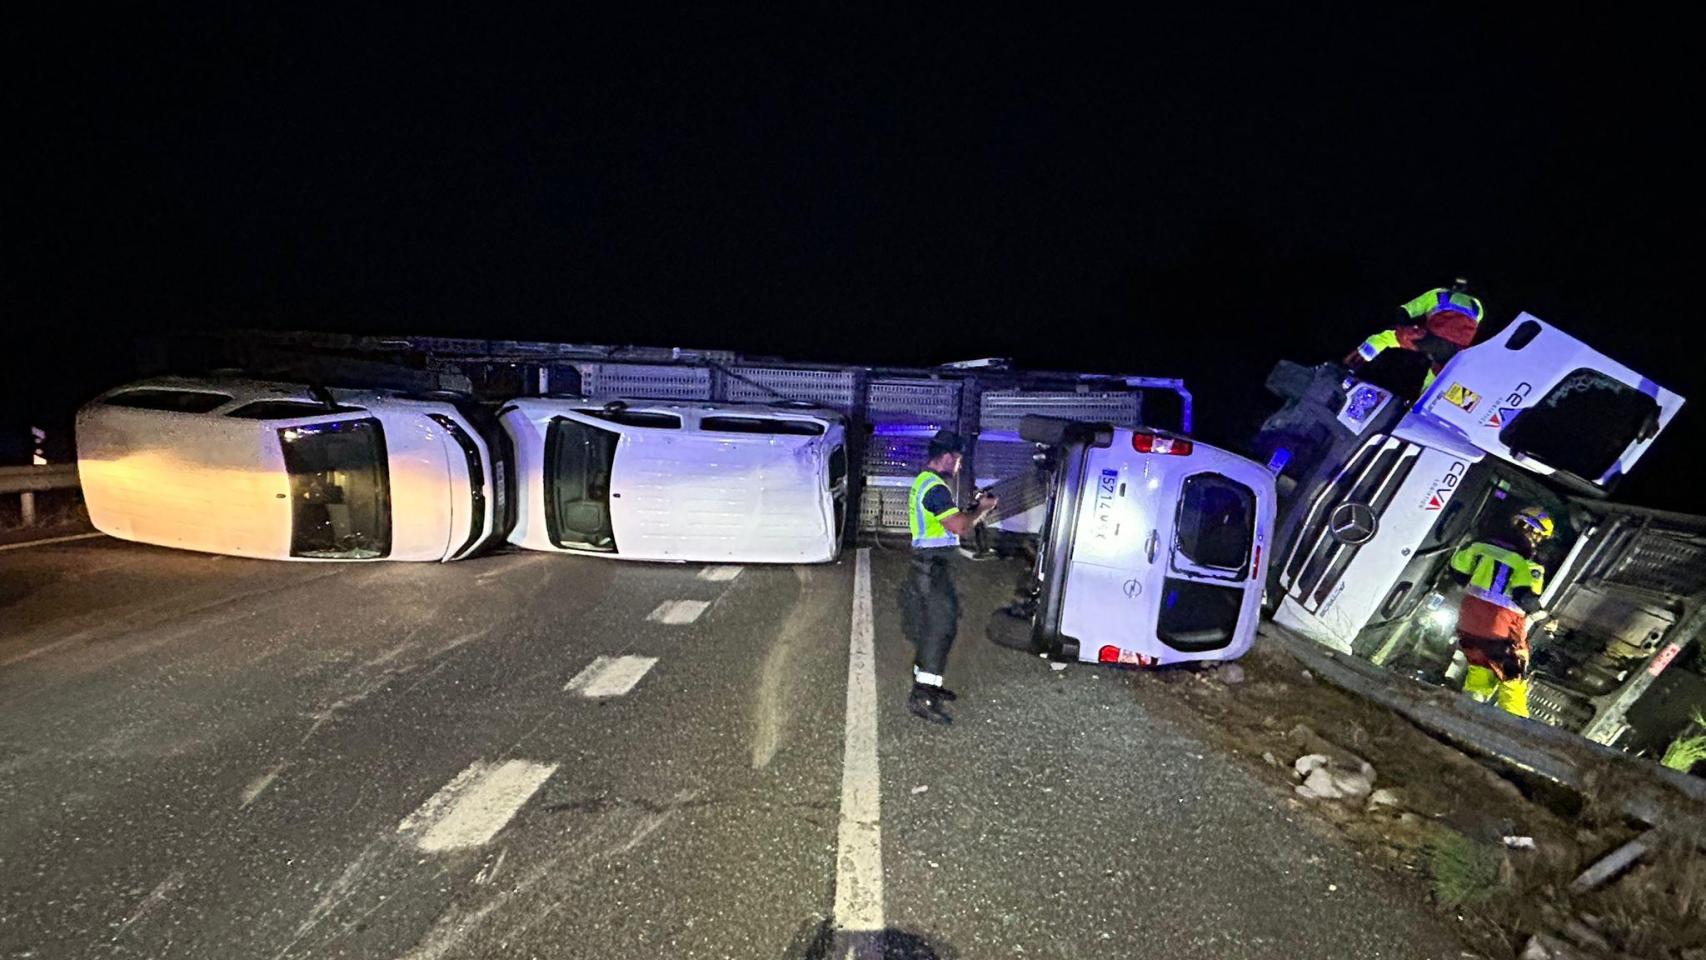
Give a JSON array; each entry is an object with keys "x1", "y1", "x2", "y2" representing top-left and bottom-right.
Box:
[{"x1": 1145, "y1": 530, "x2": 1159, "y2": 564}]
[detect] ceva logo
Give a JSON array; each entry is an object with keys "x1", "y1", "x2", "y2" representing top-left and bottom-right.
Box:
[
  {"x1": 1481, "y1": 382, "x2": 1534, "y2": 429},
  {"x1": 1423, "y1": 461, "x2": 1469, "y2": 510}
]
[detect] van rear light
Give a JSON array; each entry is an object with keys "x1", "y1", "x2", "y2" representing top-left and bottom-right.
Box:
[
  {"x1": 1098, "y1": 645, "x2": 1121, "y2": 663},
  {"x1": 1132, "y1": 433, "x2": 1192, "y2": 456}
]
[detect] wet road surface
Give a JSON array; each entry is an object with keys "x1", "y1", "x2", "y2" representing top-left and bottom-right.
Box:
[{"x1": 0, "y1": 536, "x2": 1469, "y2": 958}]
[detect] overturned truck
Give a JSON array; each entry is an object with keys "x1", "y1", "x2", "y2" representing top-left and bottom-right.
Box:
[{"x1": 1249, "y1": 312, "x2": 1701, "y2": 755}]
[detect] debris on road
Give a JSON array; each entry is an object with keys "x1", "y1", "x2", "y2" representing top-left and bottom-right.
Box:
[
  {"x1": 1293, "y1": 753, "x2": 1376, "y2": 802},
  {"x1": 1367, "y1": 787, "x2": 1405, "y2": 812},
  {"x1": 910, "y1": 785, "x2": 929, "y2": 796},
  {"x1": 1567, "y1": 837, "x2": 1647, "y2": 893}
]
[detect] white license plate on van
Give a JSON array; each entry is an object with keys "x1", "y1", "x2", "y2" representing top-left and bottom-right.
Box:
[{"x1": 1091, "y1": 468, "x2": 1119, "y2": 540}]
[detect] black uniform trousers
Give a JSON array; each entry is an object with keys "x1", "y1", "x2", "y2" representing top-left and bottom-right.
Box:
[{"x1": 898, "y1": 549, "x2": 959, "y2": 679}]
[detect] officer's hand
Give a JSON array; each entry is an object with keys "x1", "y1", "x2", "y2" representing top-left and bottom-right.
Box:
[{"x1": 979, "y1": 493, "x2": 999, "y2": 513}]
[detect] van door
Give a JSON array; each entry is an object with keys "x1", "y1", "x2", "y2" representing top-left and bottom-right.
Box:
[
  {"x1": 1055, "y1": 445, "x2": 1166, "y2": 659},
  {"x1": 1415, "y1": 313, "x2": 1685, "y2": 491},
  {"x1": 1159, "y1": 470, "x2": 1261, "y2": 655},
  {"x1": 544, "y1": 416, "x2": 619, "y2": 551}
]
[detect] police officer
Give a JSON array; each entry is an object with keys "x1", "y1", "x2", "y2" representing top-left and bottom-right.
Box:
[
  {"x1": 1447, "y1": 505, "x2": 1555, "y2": 718},
  {"x1": 900, "y1": 429, "x2": 997, "y2": 725},
  {"x1": 1345, "y1": 279, "x2": 1486, "y2": 395}
]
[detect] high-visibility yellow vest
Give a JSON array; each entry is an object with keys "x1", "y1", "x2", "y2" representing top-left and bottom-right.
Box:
[{"x1": 907, "y1": 470, "x2": 960, "y2": 550}]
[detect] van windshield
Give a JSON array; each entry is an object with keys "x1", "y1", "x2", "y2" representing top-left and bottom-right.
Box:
[
  {"x1": 546, "y1": 417, "x2": 619, "y2": 551},
  {"x1": 1499, "y1": 369, "x2": 1661, "y2": 484},
  {"x1": 280, "y1": 419, "x2": 392, "y2": 559},
  {"x1": 1174, "y1": 473, "x2": 1256, "y2": 573}
]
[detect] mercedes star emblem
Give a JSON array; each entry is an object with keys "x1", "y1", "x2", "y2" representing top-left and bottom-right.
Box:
[{"x1": 1328, "y1": 502, "x2": 1378, "y2": 545}]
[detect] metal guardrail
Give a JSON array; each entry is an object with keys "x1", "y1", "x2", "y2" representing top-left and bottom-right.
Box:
[
  {"x1": 1, "y1": 464, "x2": 79, "y2": 527},
  {"x1": 1261, "y1": 622, "x2": 1706, "y2": 837},
  {"x1": 0, "y1": 464, "x2": 79, "y2": 495}
]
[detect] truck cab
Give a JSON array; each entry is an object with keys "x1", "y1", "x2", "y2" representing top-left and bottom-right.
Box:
[
  {"x1": 1250, "y1": 313, "x2": 1684, "y2": 657},
  {"x1": 1248, "y1": 311, "x2": 1694, "y2": 748}
]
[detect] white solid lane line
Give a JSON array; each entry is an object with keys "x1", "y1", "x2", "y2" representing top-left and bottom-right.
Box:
[
  {"x1": 398, "y1": 759, "x2": 559, "y2": 853},
  {"x1": 646, "y1": 599, "x2": 711, "y2": 624},
  {"x1": 0, "y1": 531, "x2": 106, "y2": 553},
  {"x1": 563, "y1": 655, "x2": 659, "y2": 698},
  {"x1": 697, "y1": 565, "x2": 744, "y2": 582},
  {"x1": 833, "y1": 548, "x2": 884, "y2": 938}
]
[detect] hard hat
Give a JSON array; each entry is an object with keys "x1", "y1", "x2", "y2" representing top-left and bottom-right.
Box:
[{"x1": 1514, "y1": 506, "x2": 1555, "y2": 540}]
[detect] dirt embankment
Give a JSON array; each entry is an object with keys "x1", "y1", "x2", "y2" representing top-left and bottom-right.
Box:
[{"x1": 1131, "y1": 644, "x2": 1706, "y2": 960}]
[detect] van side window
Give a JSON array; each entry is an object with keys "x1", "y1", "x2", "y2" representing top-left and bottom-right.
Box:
[
  {"x1": 1174, "y1": 473, "x2": 1256, "y2": 572},
  {"x1": 545, "y1": 417, "x2": 620, "y2": 551},
  {"x1": 228, "y1": 400, "x2": 360, "y2": 419},
  {"x1": 701, "y1": 416, "x2": 825, "y2": 436},
  {"x1": 581, "y1": 410, "x2": 682, "y2": 429},
  {"x1": 104, "y1": 389, "x2": 231, "y2": 413},
  {"x1": 281, "y1": 418, "x2": 392, "y2": 559},
  {"x1": 828, "y1": 446, "x2": 847, "y2": 488}
]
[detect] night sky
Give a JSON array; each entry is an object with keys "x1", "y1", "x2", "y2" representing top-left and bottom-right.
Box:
[{"x1": 6, "y1": 9, "x2": 1700, "y2": 508}]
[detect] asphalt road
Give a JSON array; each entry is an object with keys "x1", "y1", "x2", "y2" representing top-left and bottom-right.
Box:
[{"x1": 0, "y1": 537, "x2": 1471, "y2": 959}]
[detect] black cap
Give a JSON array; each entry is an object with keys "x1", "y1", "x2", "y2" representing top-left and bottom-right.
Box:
[{"x1": 927, "y1": 429, "x2": 965, "y2": 458}]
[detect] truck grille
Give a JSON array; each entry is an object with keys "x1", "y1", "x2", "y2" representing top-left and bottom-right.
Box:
[{"x1": 1279, "y1": 434, "x2": 1419, "y2": 612}]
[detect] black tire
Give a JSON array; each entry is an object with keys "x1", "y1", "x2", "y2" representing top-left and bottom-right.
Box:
[{"x1": 985, "y1": 608, "x2": 1038, "y2": 652}]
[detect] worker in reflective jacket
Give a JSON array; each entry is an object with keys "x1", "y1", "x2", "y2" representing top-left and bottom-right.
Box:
[
  {"x1": 1345, "y1": 280, "x2": 1486, "y2": 395},
  {"x1": 899, "y1": 429, "x2": 998, "y2": 724},
  {"x1": 1447, "y1": 506, "x2": 1555, "y2": 718}
]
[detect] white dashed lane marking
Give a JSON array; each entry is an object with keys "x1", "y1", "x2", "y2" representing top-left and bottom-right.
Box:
[
  {"x1": 398, "y1": 759, "x2": 558, "y2": 853},
  {"x1": 647, "y1": 599, "x2": 711, "y2": 624},
  {"x1": 564, "y1": 655, "x2": 660, "y2": 698},
  {"x1": 696, "y1": 565, "x2": 744, "y2": 582}
]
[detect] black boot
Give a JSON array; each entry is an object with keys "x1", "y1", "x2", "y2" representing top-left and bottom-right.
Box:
[{"x1": 906, "y1": 683, "x2": 952, "y2": 725}]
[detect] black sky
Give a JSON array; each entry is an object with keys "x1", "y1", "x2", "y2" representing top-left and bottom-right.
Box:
[{"x1": 4, "y1": 8, "x2": 1700, "y2": 507}]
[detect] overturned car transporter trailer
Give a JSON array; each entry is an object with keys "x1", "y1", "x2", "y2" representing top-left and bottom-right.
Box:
[{"x1": 142, "y1": 329, "x2": 1194, "y2": 542}]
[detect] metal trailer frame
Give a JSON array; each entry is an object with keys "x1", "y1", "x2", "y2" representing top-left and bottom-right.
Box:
[
  {"x1": 1530, "y1": 499, "x2": 1706, "y2": 748},
  {"x1": 138, "y1": 330, "x2": 1193, "y2": 541}
]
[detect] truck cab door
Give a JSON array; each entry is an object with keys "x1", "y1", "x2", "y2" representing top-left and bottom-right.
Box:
[{"x1": 1414, "y1": 313, "x2": 1684, "y2": 493}]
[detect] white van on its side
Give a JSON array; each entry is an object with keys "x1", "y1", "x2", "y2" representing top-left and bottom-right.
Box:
[
  {"x1": 1018, "y1": 416, "x2": 1276, "y2": 666},
  {"x1": 77, "y1": 377, "x2": 499, "y2": 562},
  {"x1": 499, "y1": 397, "x2": 848, "y2": 563}
]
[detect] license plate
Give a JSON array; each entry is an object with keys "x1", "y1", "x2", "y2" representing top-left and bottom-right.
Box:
[{"x1": 1091, "y1": 468, "x2": 1119, "y2": 540}]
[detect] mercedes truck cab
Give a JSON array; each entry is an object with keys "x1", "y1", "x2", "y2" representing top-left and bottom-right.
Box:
[
  {"x1": 1015, "y1": 415, "x2": 1276, "y2": 666},
  {"x1": 499, "y1": 397, "x2": 847, "y2": 563},
  {"x1": 1250, "y1": 312, "x2": 1685, "y2": 657},
  {"x1": 77, "y1": 377, "x2": 501, "y2": 561}
]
